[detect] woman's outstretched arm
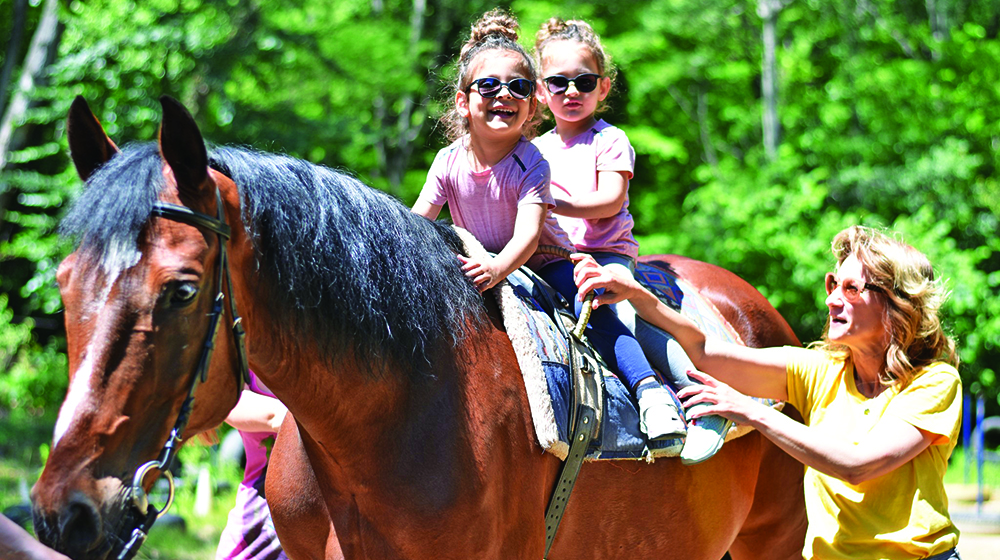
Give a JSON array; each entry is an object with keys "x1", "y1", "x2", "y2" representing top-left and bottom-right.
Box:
[{"x1": 572, "y1": 253, "x2": 790, "y2": 400}]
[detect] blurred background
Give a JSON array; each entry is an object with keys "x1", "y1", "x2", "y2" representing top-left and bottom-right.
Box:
[{"x1": 1, "y1": 0, "x2": 999, "y2": 557}]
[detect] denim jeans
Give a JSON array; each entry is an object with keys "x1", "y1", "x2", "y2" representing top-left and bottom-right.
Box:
[
  {"x1": 538, "y1": 258, "x2": 656, "y2": 392},
  {"x1": 926, "y1": 548, "x2": 961, "y2": 560},
  {"x1": 590, "y1": 253, "x2": 697, "y2": 392}
]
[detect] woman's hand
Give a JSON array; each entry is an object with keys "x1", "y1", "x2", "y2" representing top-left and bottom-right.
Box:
[
  {"x1": 571, "y1": 253, "x2": 644, "y2": 308},
  {"x1": 458, "y1": 254, "x2": 503, "y2": 292},
  {"x1": 677, "y1": 370, "x2": 763, "y2": 425}
]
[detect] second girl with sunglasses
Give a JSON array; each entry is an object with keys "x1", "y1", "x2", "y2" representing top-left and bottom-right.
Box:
[{"x1": 533, "y1": 17, "x2": 731, "y2": 463}]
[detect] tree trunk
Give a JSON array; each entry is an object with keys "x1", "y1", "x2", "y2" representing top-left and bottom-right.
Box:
[
  {"x1": 0, "y1": 0, "x2": 61, "y2": 173},
  {"x1": 758, "y1": 0, "x2": 782, "y2": 162},
  {"x1": 0, "y1": 0, "x2": 29, "y2": 118}
]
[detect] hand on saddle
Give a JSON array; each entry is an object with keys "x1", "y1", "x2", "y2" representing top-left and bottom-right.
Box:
[
  {"x1": 458, "y1": 254, "x2": 504, "y2": 293},
  {"x1": 677, "y1": 370, "x2": 758, "y2": 426},
  {"x1": 571, "y1": 253, "x2": 642, "y2": 308}
]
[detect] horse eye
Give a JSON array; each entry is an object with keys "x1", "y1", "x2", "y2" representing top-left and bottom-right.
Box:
[{"x1": 170, "y1": 282, "x2": 199, "y2": 306}]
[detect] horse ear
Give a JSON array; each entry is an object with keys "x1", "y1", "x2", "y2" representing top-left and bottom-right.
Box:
[
  {"x1": 158, "y1": 95, "x2": 210, "y2": 200},
  {"x1": 67, "y1": 96, "x2": 119, "y2": 181}
]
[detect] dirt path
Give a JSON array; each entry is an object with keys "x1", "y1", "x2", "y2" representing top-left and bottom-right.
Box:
[{"x1": 948, "y1": 484, "x2": 1000, "y2": 559}]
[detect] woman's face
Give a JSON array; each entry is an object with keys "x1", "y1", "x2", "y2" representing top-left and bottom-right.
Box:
[{"x1": 825, "y1": 253, "x2": 889, "y2": 356}]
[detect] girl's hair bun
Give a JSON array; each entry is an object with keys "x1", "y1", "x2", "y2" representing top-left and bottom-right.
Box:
[{"x1": 461, "y1": 8, "x2": 520, "y2": 61}]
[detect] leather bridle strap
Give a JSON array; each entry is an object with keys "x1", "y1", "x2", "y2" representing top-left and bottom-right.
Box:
[{"x1": 115, "y1": 189, "x2": 250, "y2": 560}]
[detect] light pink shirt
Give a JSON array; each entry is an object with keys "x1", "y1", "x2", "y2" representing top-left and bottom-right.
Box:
[
  {"x1": 533, "y1": 120, "x2": 639, "y2": 260},
  {"x1": 417, "y1": 136, "x2": 573, "y2": 270}
]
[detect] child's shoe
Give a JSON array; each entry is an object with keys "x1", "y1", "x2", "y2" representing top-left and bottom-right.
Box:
[
  {"x1": 679, "y1": 404, "x2": 732, "y2": 465},
  {"x1": 638, "y1": 386, "x2": 687, "y2": 440}
]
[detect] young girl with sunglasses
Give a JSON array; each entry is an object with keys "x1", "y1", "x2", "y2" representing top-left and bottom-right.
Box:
[
  {"x1": 413, "y1": 10, "x2": 685, "y2": 445},
  {"x1": 412, "y1": 9, "x2": 568, "y2": 291},
  {"x1": 533, "y1": 18, "x2": 729, "y2": 463}
]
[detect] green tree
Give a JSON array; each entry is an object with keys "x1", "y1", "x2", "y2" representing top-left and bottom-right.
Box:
[{"x1": 1, "y1": 0, "x2": 998, "y2": 416}]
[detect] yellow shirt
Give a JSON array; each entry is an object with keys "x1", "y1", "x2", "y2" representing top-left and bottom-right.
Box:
[{"x1": 785, "y1": 347, "x2": 961, "y2": 560}]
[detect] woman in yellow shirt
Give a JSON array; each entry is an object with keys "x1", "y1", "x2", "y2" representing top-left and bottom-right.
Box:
[{"x1": 573, "y1": 225, "x2": 962, "y2": 560}]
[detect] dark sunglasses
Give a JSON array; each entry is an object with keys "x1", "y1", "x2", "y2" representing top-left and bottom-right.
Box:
[
  {"x1": 543, "y1": 73, "x2": 602, "y2": 95},
  {"x1": 825, "y1": 272, "x2": 884, "y2": 302},
  {"x1": 467, "y1": 77, "x2": 535, "y2": 100}
]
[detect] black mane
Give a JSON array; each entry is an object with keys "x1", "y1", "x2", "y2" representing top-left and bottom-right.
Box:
[{"x1": 62, "y1": 143, "x2": 484, "y2": 376}]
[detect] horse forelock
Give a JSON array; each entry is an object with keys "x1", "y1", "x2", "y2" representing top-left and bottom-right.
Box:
[
  {"x1": 61, "y1": 142, "x2": 163, "y2": 276},
  {"x1": 208, "y1": 146, "x2": 485, "y2": 378}
]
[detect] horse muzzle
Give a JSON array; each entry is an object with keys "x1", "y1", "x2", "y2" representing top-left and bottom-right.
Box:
[{"x1": 31, "y1": 489, "x2": 115, "y2": 560}]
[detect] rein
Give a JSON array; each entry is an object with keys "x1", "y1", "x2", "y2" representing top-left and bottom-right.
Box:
[{"x1": 115, "y1": 189, "x2": 251, "y2": 560}]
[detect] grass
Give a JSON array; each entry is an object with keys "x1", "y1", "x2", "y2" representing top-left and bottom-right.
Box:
[{"x1": 1, "y1": 406, "x2": 242, "y2": 560}]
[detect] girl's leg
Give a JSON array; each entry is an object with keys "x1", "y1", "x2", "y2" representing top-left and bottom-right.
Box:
[
  {"x1": 585, "y1": 255, "x2": 731, "y2": 464},
  {"x1": 633, "y1": 318, "x2": 698, "y2": 391},
  {"x1": 538, "y1": 260, "x2": 685, "y2": 440},
  {"x1": 616, "y1": 284, "x2": 733, "y2": 465}
]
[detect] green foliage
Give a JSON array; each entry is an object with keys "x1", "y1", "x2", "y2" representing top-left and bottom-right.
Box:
[
  {"x1": 2, "y1": 0, "x2": 999, "y2": 423},
  {"x1": 0, "y1": 294, "x2": 66, "y2": 412}
]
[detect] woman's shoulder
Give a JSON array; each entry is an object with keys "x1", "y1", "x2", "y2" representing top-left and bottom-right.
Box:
[
  {"x1": 786, "y1": 345, "x2": 846, "y2": 368},
  {"x1": 906, "y1": 362, "x2": 961, "y2": 390}
]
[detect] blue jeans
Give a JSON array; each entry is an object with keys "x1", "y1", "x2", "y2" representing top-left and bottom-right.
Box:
[
  {"x1": 586, "y1": 254, "x2": 698, "y2": 393},
  {"x1": 538, "y1": 259, "x2": 656, "y2": 393},
  {"x1": 926, "y1": 548, "x2": 961, "y2": 560}
]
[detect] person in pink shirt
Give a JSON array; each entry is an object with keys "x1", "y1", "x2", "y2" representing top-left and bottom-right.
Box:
[
  {"x1": 215, "y1": 372, "x2": 288, "y2": 560},
  {"x1": 533, "y1": 18, "x2": 729, "y2": 464},
  {"x1": 414, "y1": 9, "x2": 685, "y2": 445}
]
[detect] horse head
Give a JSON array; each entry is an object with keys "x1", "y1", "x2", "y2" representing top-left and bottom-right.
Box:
[{"x1": 31, "y1": 96, "x2": 247, "y2": 560}]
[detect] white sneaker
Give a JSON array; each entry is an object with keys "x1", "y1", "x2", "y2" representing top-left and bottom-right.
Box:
[
  {"x1": 638, "y1": 386, "x2": 687, "y2": 440},
  {"x1": 680, "y1": 405, "x2": 732, "y2": 465}
]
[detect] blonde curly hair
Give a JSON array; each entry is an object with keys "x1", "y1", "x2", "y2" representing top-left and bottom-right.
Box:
[
  {"x1": 440, "y1": 9, "x2": 541, "y2": 142},
  {"x1": 815, "y1": 225, "x2": 959, "y2": 388}
]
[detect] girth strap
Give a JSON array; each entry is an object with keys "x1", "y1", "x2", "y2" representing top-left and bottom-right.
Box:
[
  {"x1": 529, "y1": 269, "x2": 604, "y2": 558},
  {"x1": 543, "y1": 405, "x2": 596, "y2": 558}
]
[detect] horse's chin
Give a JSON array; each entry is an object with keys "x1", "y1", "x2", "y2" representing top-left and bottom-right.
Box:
[
  {"x1": 33, "y1": 482, "x2": 134, "y2": 560},
  {"x1": 33, "y1": 515, "x2": 116, "y2": 560}
]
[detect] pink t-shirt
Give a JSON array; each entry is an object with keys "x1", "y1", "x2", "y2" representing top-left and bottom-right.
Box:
[
  {"x1": 533, "y1": 120, "x2": 639, "y2": 260},
  {"x1": 216, "y1": 372, "x2": 286, "y2": 560},
  {"x1": 417, "y1": 135, "x2": 573, "y2": 270}
]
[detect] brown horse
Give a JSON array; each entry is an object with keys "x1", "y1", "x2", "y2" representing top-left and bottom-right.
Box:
[{"x1": 32, "y1": 95, "x2": 806, "y2": 560}]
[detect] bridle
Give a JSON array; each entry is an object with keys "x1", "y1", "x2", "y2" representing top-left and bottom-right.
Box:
[{"x1": 114, "y1": 188, "x2": 250, "y2": 560}]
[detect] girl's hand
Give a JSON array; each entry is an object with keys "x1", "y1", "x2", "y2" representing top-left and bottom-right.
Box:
[
  {"x1": 677, "y1": 370, "x2": 760, "y2": 425},
  {"x1": 458, "y1": 254, "x2": 504, "y2": 292},
  {"x1": 570, "y1": 253, "x2": 641, "y2": 308}
]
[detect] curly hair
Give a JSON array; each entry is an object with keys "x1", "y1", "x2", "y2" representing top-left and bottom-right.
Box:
[
  {"x1": 440, "y1": 9, "x2": 541, "y2": 142},
  {"x1": 533, "y1": 17, "x2": 617, "y2": 116},
  {"x1": 815, "y1": 225, "x2": 959, "y2": 388}
]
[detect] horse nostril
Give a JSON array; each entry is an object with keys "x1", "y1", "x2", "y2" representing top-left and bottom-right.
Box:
[{"x1": 59, "y1": 496, "x2": 103, "y2": 556}]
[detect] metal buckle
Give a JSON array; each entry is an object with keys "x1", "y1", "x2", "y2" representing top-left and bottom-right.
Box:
[{"x1": 129, "y1": 460, "x2": 175, "y2": 517}]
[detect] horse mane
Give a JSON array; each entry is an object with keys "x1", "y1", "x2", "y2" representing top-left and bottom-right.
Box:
[{"x1": 61, "y1": 142, "x2": 485, "y2": 378}]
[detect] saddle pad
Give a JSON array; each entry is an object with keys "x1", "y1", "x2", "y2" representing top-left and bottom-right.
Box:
[
  {"x1": 634, "y1": 262, "x2": 745, "y2": 346},
  {"x1": 451, "y1": 227, "x2": 772, "y2": 462}
]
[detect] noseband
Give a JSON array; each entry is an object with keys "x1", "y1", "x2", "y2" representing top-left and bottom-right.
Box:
[{"x1": 115, "y1": 189, "x2": 250, "y2": 560}]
